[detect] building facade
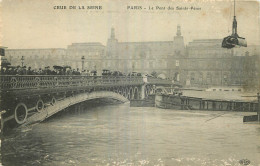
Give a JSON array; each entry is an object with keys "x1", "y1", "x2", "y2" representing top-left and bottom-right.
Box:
[
  {"x1": 183, "y1": 40, "x2": 259, "y2": 88},
  {"x1": 105, "y1": 26, "x2": 186, "y2": 79},
  {"x1": 5, "y1": 48, "x2": 66, "y2": 69},
  {"x1": 184, "y1": 39, "x2": 233, "y2": 87},
  {"x1": 66, "y1": 42, "x2": 105, "y2": 73}
]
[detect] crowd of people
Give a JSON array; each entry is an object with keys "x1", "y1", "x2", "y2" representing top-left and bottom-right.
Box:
[
  {"x1": 0, "y1": 66, "x2": 85, "y2": 75},
  {"x1": 1, "y1": 65, "x2": 160, "y2": 78},
  {"x1": 0, "y1": 64, "x2": 136, "y2": 77}
]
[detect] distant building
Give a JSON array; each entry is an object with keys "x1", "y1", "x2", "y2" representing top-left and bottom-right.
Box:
[
  {"x1": 66, "y1": 42, "x2": 105, "y2": 73},
  {"x1": 230, "y1": 51, "x2": 259, "y2": 90},
  {"x1": 105, "y1": 25, "x2": 185, "y2": 77},
  {"x1": 184, "y1": 40, "x2": 259, "y2": 89},
  {"x1": 184, "y1": 39, "x2": 233, "y2": 87},
  {"x1": 5, "y1": 48, "x2": 66, "y2": 69}
]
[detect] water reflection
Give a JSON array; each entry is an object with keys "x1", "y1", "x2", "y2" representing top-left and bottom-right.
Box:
[{"x1": 1, "y1": 100, "x2": 260, "y2": 166}]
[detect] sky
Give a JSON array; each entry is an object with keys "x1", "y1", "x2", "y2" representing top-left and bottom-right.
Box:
[{"x1": 0, "y1": 0, "x2": 259, "y2": 49}]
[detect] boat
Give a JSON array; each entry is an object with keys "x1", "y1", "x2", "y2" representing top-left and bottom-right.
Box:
[
  {"x1": 155, "y1": 92, "x2": 258, "y2": 112},
  {"x1": 155, "y1": 93, "x2": 183, "y2": 109},
  {"x1": 130, "y1": 94, "x2": 155, "y2": 107}
]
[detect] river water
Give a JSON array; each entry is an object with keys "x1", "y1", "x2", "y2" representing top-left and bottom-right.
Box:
[{"x1": 0, "y1": 100, "x2": 260, "y2": 166}]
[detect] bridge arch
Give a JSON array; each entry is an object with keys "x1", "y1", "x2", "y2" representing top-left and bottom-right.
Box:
[
  {"x1": 144, "y1": 85, "x2": 152, "y2": 97},
  {"x1": 123, "y1": 87, "x2": 128, "y2": 98},
  {"x1": 19, "y1": 91, "x2": 129, "y2": 127},
  {"x1": 118, "y1": 87, "x2": 123, "y2": 95},
  {"x1": 129, "y1": 87, "x2": 134, "y2": 100},
  {"x1": 133, "y1": 87, "x2": 139, "y2": 99}
]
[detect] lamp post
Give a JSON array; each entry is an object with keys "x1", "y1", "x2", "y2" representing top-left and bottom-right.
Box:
[
  {"x1": 257, "y1": 93, "x2": 260, "y2": 121},
  {"x1": 21, "y1": 56, "x2": 25, "y2": 67},
  {"x1": 81, "y1": 56, "x2": 85, "y2": 71}
]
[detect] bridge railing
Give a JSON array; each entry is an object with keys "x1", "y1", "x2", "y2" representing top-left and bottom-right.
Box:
[{"x1": 0, "y1": 75, "x2": 146, "y2": 90}]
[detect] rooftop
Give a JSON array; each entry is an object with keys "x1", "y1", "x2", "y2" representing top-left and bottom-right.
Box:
[{"x1": 70, "y1": 42, "x2": 104, "y2": 46}]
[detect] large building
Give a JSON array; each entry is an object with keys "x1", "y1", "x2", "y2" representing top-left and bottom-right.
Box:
[
  {"x1": 184, "y1": 39, "x2": 233, "y2": 87},
  {"x1": 5, "y1": 48, "x2": 66, "y2": 69},
  {"x1": 231, "y1": 51, "x2": 259, "y2": 89},
  {"x1": 66, "y1": 42, "x2": 105, "y2": 73},
  {"x1": 4, "y1": 26, "x2": 260, "y2": 89},
  {"x1": 105, "y1": 26, "x2": 185, "y2": 77},
  {"x1": 183, "y1": 39, "x2": 259, "y2": 88}
]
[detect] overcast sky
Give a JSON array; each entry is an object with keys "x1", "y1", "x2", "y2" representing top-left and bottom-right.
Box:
[{"x1": 1, "y1": 0, "x2": 259, "y2": 49}]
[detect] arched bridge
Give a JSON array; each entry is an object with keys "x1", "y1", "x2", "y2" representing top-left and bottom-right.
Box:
[{"x1": 0, "y1": 75, "x2": 180, "y2": 132}]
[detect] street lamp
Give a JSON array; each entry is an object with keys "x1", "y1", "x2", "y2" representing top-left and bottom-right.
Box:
[
  {"x1": 21, "y1": 56, "x2": 25, "y2": 67},
  {"x1": 81, "y1": 56, "x2": 85, "y2": 71}
]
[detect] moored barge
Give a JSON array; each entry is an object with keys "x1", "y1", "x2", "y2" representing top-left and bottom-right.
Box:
[{"x1": 155, "y1": 93, "x2": 258, "y2": 112}]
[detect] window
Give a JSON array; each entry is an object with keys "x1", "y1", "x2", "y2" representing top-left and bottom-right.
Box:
[
  {"x1": 191, "y1": 73, "x2": 195, "y2": 81},
  {"x1": 149, "y1": 61, "x2": 153, "y2": 68},
  {"x1": 206, "y1": 73, "x2": 212, "y2": 84},
  {"x1": 176, "y1": 60, "x2": 180, "y2": 67}
]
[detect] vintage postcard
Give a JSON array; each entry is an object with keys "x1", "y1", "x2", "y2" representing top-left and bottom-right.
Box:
[{"x1": 0, "y1": 0, "x2": 259, "y2": 165}]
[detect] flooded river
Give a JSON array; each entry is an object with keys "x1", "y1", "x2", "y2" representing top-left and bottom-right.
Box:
[{"x1": 0, "y1": 100, "x2": 260, "y2": 166}]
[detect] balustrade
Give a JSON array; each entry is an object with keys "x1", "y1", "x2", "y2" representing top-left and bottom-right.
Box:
[{"x1": 0, "y1": 75, "x2": 151, "y2": 90}]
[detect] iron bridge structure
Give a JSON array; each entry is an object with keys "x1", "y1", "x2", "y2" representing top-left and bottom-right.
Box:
[{"x1": 0, "y1": 75, "x2": 180, "y2": 132}]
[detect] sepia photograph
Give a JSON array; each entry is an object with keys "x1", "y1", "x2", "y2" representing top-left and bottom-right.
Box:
[{"x1": 0, "y1": 0, "x2": 260, "y2": 165}]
